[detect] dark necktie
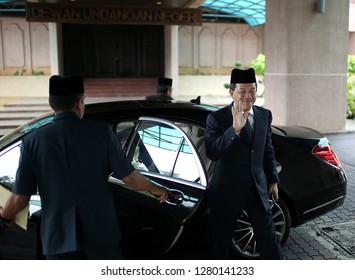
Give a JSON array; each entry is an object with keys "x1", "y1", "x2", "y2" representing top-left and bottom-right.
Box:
[{"x1": 244, "y1": 116, "x2": 253, "y2": 142}]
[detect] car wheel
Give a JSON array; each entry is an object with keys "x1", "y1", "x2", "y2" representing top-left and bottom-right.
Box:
[{"x1": 230, "y1": 197, "x2": 291, "y2": 259}]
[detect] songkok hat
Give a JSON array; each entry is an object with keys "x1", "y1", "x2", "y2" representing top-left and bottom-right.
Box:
[
  {"x1": 230, "y1": 68, "x2": 256, "y2": 84},
  {"x1": 158, "y1": 77, "x2": 173, "y2": 87},
  {"x1": 49, "y1": 75, "x2": 84, "y2": 96}
]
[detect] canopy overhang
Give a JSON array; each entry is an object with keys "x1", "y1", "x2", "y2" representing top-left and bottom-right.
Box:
[{"x1": 201, "y1": 0, "x2": 265, "y2": 27}]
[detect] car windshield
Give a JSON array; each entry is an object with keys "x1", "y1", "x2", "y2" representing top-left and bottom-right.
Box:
[{"x1": 0, "y1": 114, "x2": 54, "y2": 149}]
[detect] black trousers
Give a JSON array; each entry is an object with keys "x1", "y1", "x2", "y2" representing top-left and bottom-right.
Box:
[
  {"x1": 208, "y1": 186, "x2": 284, "y2": 260},
  {"x1": 46, "y1": 242, "x2": 123, "y2": 260}
]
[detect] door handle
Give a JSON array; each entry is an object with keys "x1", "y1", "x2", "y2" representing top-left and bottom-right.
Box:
[{"x1": 166, "y1": 189, "x2": 184, "y2": 205}]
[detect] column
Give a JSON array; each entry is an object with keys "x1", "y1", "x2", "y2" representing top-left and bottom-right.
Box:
[
  {"x1": 164, "y1": 25, "x2": 179, "y2": 97},
  {"x1": 49, "y1": 22, "x2": 64, "y2": 75},
  {"x1": 264, "y1": 0, "x2": 349, "y2": 132}
]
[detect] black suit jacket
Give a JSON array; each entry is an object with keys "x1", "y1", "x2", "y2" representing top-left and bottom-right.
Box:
[
  {"x1": 205, "y1": 103, "x2": 279, "y2": 214},
  {"x1": 13, "y1": 112, "x2": 135, "y2": 255}
]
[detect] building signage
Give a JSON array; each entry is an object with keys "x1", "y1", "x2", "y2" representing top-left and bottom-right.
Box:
[{"x1": 26, "y1": 3, "x2": 202, "y2": 26}]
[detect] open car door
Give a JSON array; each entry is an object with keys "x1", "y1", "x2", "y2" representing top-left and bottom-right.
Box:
[{"x1": 109, "y1": 117, "x2": 209, "y2": 259}]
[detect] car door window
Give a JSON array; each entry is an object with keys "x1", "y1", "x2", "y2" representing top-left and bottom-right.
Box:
[
  {"x1": 0, "y1": 115, "x2": 54, "y2": 190},
  {"x1": 115, "y1": 120, "x2": 136, "y2": 148},
  {"x1": 0, "y1": 141, "x2": 21, "y2": 190},
  {"x1": 127, "y1": 120, "x2": 204, "y2": 185}
]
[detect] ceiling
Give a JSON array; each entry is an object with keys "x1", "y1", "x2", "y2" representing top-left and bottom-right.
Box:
[{"x1": 0, "y1": 0, "x2": 266, "y2": 26}]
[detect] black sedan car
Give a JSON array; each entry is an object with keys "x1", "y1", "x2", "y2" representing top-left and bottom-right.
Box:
[{"x1": 0, "y1": 99, "x2": 347, "y2": 259}]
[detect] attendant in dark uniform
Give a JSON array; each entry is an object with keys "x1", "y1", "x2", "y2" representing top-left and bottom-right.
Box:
[
  {"x1": 145, "y1": 77, "x2": 173, "y2": 101},
  {"x1": 0, "y1": 75, "x2": 169, "y2": 260},
  {"x1": 205, "y1": 68, "x2": 283, "y2": 260}
]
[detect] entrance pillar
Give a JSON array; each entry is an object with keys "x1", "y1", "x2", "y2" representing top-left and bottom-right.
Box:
[
  {"x1": 264, "y1": 0, "x2": 349, "y2": 132},
  {"x1": 164, "y1": 25, "x2": 179, "y2": 96},
  {"x1": 49, "y1": 23, "x2": 64, "y2": 75}
]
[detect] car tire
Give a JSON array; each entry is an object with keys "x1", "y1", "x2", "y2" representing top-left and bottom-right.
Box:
[{"x1": 230, "y1": 197, "x2": 291, "y2": 259}]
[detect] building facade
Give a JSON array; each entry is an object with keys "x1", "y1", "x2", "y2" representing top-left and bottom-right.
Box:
[
  {"x1": 0, "y1": 16, "x2": 264, "y2": 98},
  {"x1": 0, "y1": 0, "x2": 354, "y2": 132}
]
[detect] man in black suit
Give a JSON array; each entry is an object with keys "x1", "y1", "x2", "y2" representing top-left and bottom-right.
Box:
[
  {"x1": 145, "y1": 77, "x2": 174, "y2": 101},
  {"x1": 205, "y1": 68, "x2": 283, "y2": 259},
  {"x1": 0, "y1": 75, "x2": 169, "y2": 260}
]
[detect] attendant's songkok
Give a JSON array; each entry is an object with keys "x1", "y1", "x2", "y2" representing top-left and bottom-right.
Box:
[
  {"x1": 230, "y1": 68, "x2": 256, "y2": 84},
  {"x1": 49, "y1": 75, "x2": 84, "y2": 96},
  {"x1": 158, "y1": 78, "x2": 173, "y2": 88}
]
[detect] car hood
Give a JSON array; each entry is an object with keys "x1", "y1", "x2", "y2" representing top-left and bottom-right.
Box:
[{"x1": 273, "y1": 125, "x2": 325, "y2": 139}]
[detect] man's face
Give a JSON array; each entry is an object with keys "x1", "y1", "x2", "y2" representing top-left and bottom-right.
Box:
[
  {"x1": 78, "y1": 95, "x2": 86, "y2": 119},
  {"x1": 229, "y1": 83, "x2": 257, "y2": 112}
]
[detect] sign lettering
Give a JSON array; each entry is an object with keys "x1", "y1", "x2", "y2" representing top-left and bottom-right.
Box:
[{"x1": 26, "y1": 3, "x2": 202, "y2": 25}]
